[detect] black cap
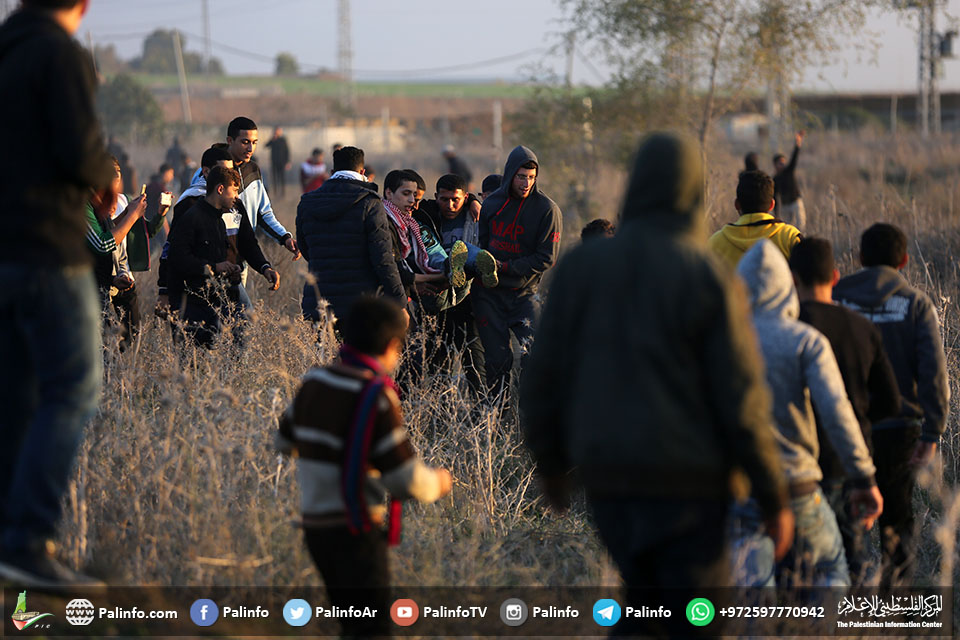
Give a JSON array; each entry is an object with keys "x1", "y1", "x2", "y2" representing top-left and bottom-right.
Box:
[{"x1": 482, "y1": 173, "x2": 502, "y2": 194}]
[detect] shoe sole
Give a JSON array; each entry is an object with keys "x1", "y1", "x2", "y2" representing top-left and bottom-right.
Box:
[
  {"x1": 0, "y1": 560, "x2": 107, "y2": 591},
  {"x1": 476, "y1": 250, "x2": 499, "y2": 288},
  {"x1": 449, "y1": 241, "x2": 468, "y2": 288}
]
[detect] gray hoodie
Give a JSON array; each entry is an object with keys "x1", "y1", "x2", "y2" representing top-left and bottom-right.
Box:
[
  {"x1": 834, "y1": 266, "x2": 949, "y2": 443},
  {"x1": 738, "y1": 241, "x2": 876, "y2": 488}
]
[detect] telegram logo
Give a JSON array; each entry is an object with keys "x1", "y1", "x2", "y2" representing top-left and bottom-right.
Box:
[{"x1": 593, "y1": 599, "x2": 621, "y2": 627}]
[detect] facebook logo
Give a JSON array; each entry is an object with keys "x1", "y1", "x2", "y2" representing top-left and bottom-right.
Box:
[{"x1": 190, "y1": 599, "x2": 219, "y2": 627}]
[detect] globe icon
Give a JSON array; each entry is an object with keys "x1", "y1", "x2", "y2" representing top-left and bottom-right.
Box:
[{"x1": 65, "y1": 599, "x2": 95, "y2": 626}]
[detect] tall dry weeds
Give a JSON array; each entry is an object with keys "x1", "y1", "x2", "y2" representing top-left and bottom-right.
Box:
[{"x1": 57, "y1": 133, "x2": 957, "y2": 601}]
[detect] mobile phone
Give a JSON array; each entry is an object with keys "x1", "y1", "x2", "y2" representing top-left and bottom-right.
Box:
[
  {"x1": 160, "y1": 192, "x2": 173, "y2": 207},
  {"x1": 140, "y1": 184, "x2": 147, "y2": 197}
]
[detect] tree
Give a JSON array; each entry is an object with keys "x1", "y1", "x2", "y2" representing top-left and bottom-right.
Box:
[
  {"x1": 275, "y1": 52, "x2": 299, "y2": 76},
  {"x1": 131, "y1": 29, "x2": 224, "y2": 75},
  {"x1": 562, "y1": 0, "x2": 877, "y2": 148},
  {"x1": 97, "y1": 74, "x2": 165, "y2": 140},
  {"x1": 92, "y1": 44, "x2": 129, "y2": 75}
]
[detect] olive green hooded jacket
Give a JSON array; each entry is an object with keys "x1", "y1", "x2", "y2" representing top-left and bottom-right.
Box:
[{"x1": 520, "y1": 133, "x2": 787, "y2": 517}]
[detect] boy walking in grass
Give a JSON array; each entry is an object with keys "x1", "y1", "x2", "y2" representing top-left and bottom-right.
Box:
[
  {"x1": 277, "y1": 296, "x2": 452, "y2": 637},
  {"x1": 833, "y1": 223, "x2": 949, "y2": 587}
]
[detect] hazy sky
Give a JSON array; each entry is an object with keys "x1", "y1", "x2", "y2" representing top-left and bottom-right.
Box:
[{"x1": 78, "y1": 0, "x2": 960, "y2": 93}]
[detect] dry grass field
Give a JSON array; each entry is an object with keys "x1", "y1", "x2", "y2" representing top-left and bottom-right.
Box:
[{"x1": 58, "y1": 131, "x2": 959, "y2": 617}]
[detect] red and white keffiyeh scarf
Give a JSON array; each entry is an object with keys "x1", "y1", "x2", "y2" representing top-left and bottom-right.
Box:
[{"x1": 383, "y1": 199, "x2": 440, "y2": 274}]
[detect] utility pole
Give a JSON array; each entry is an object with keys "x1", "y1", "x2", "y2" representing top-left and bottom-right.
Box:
[
  {"x1": 564, "y1": 32, "x2": 575, "y2": 89},
  {"x1": 905, "y1": 0, "x2": 955, "y2": 136},
  {"x1": 172, "y1": 31, "x2": 193, "y2": 124},
  {"x1": 201, "y1": 0, "x2": 212, "y2": 75},
  {"x1": 86, "y1": 31, "x2": 97, "y2": 75},
  {"x1": 337, "y1": 0, "x2": 355, "y2": 110},
  {"x1": 918, "y1": 0, "x2": 933, "y2": 136}
]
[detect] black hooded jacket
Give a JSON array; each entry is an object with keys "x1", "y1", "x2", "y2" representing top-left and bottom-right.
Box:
[
  {"x1": 478, "y1": 146, "x2": 562, "y2": 294},
  {"x1": 0, "y1": 9, "x2": 115, "y2": 267},
  {"x1": 296, "y1": 177, "x2": 405, "y2": 319},
  {"x1": 521, "y1": 133, "x2": 787, "y2": 518}
]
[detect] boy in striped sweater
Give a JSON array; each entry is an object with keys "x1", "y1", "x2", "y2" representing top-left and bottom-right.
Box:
[{"x1": 277, "y1": 296, "x2": 452, "y2": 637}]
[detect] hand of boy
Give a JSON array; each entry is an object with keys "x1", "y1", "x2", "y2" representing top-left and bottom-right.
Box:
[
  {"x1": 850, "y1": 485, "x2": 884, "y2": 530},
  {"x1": 909, "y1": 441, "x2": 937, "y2": 467},
  {"x1": 765, "y1": 507, "x2": 795, "y2": 561},
  {"x1": 436, "y1": 468, "x2": 453, "y2": 498},
  {"x1": 264, "y1": 267, "x2": 280, "y2": 290}
]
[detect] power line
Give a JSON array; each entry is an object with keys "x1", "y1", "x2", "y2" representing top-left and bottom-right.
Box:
[{"x1": 95, "y1": 29, "x2": 547, "y2": 79}]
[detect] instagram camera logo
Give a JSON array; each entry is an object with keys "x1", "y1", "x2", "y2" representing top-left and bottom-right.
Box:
[
  {"x1": 499, "y1": 598, "x2": 528, "y2": 626},
  {"x1": 390, "y1": 599, "x2": 419, "y2": 626},
  {"x1": 190, "y1": 599, "x2": 219, "y2": 627}
]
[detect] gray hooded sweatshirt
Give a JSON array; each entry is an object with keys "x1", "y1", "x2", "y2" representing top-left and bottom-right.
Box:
[{"x1": 738, "y1": 240, "x2": 876, "y2": 488}]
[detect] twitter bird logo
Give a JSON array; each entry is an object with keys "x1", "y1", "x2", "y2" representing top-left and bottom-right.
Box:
[{"x1": 283, "y1": 599, "x2": 311, "y2": 627}]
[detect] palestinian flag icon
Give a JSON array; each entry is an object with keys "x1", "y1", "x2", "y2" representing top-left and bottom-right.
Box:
[{"x1": 11, "y1": 591, "x2": 54, "y2": 630}]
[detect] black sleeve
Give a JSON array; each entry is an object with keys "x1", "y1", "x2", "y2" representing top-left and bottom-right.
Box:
[
  {"x1": 397, "y1": 261, "x2": 415, "y2": 286},
  {"x1": 520, "y1": 253, "x2": 577, "y2": 476},
  {"x1": 157, "y1": 246, "x2": 170, "y2": 295},
  {"x1": 787, "y1": 144, "x2": 800, "y2": 173},
  {"x1": 914, "y1": 295, "x2": 950, "y2": 441},
  {"x1": 295, "y1": 202, "x2": 311, "y2": 262},
  {"x1": 166, "y1": 213, "x2": 212, "y2": 277},
  {"x1": 363, "y1": 199, "x2": 406, "y2": 304},
  {"x1": 46, "y1": 42, "x2": 114, "y2": 191},
  {"x1": 477, "y1": 202, "x2": 491, "y2": 249},
  {"x1": 237, "y1": 209, "x2": 271, "y2": 274},
  {"x1": 866, "y1": 327, "x2": 902, "y2": 424}
]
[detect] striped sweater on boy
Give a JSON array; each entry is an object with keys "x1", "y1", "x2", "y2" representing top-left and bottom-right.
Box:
[{"x1": 277, "y1": 364, "x2": 445, "y2": 528}]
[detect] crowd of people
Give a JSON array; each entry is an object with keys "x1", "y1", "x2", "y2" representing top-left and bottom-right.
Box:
[{"x1": 0, "y1": 2, "x2": 952, "y2": 640}]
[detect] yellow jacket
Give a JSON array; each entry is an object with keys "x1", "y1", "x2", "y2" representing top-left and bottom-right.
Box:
[{"x1": 708, "y1": 213, "x2": 802, "y2": 268}]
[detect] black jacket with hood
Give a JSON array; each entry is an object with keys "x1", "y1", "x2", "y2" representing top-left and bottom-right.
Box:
[
  {"x1": 478, "y1": 146, "x2": 562, "y2": 294},
  {"x1": 834, "y1": 266, "x2": 950, "y2": 443},
  {"x1": 0, "y1": 8, "x2": 115, "y2": 268},
  {"x1": 520, "y1": 133, "x2": 787, "y2": 518},
  {"x1": 296, "y1": 176, "x2": 405, "y2": 320}
]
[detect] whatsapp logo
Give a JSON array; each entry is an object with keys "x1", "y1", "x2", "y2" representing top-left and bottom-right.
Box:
[{"x1": 685, "y1": 598, "x2": 715, "y2": 626}]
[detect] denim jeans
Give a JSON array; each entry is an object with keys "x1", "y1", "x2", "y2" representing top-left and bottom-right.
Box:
[
  {"x1": 729, "y1": 488, "x2": 850, "y2": 588},
  {"x1": 0, "y1": 263, "x2": 102, "y2": 552},
  {"x1": 823, "y1": 480, "x2": 874, "y2": 586}
]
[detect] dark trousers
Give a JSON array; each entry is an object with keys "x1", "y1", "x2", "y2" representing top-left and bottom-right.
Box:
[
  {"x1": 471, "y1": 288, "x2": 538, "y2": 396},
  {"x1": 590, "y1": 497, "x2": 729, "y2": 638},
  {"x1": 110, "y1": 285, "x2": 140, "y2": 351},
  {"x1": 873, "y1": 425, "x2": 922, "y2": 587},
  {"x1": 304, "y1": 526, "x2": 392, "y2": 638},
  {"x1": 431, "y1": 301, "x2": 486, "y2": 392},
  {"x1": 271, "y1": 164, "x2": 286, "y2": 198},
  {"x1": 178, "y1": 290, "x2": 245, "y2": 350}
]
